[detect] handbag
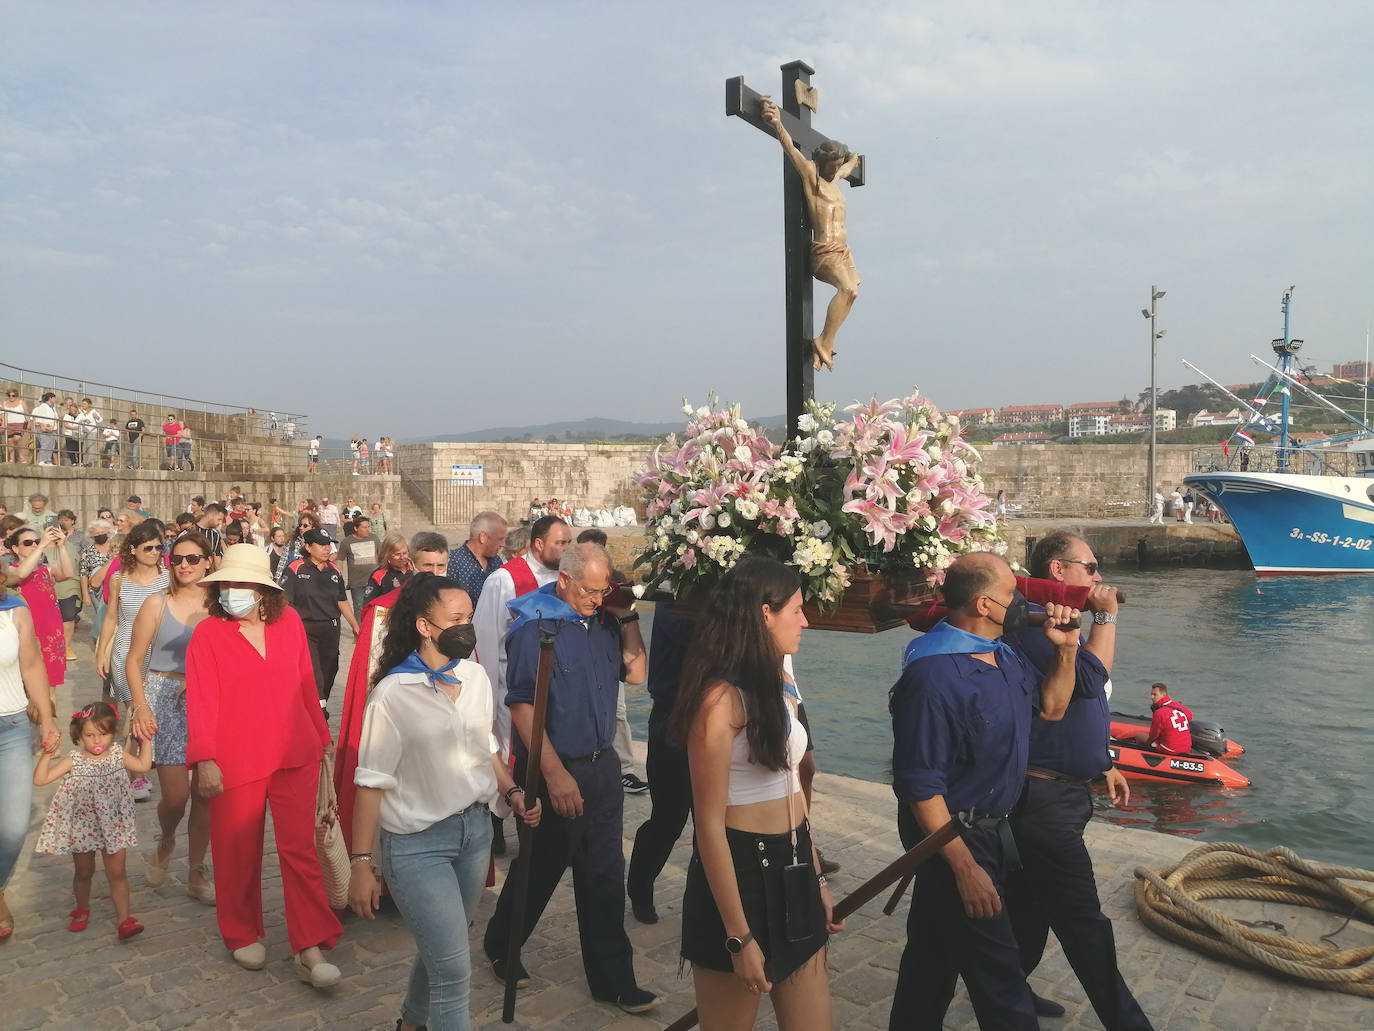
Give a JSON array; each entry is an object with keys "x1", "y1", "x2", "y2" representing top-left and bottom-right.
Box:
[{"x1": 315, "y1": 753, "x2": 351, "y2": 910}]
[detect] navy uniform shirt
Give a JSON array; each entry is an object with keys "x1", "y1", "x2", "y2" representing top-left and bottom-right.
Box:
[
  {"x1": 645, "y1": 605, "x2": 691, "y2": 707},
  {"x1": 506, "y1": 613, "x2": 624, "y2": 759},
  {"x1": 1007, "y1": 614, "x2": 1112, "y2": 781},
  {"x1": 890, "y1": 649, "x2": 1036, "y2": 817},
  {"x1": 281, "y1": 558, "x2": 346, "y2": 622}
]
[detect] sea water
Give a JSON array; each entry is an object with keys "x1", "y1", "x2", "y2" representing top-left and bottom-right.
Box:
[{"x1": 628, "y1": 571, "x2": 1373, "y2": 868}]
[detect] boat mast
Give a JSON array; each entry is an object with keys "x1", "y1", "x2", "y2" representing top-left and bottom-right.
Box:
[{"x1": 1273, "y1": 286, "x2": 1299, "y2": 471}]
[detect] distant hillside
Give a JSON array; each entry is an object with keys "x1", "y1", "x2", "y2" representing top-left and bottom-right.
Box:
[{"x1": 401, "y1": 414, "x2": 787, "y2": 445}]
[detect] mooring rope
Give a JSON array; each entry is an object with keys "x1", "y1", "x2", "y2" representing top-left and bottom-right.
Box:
[{"x1": 1133, "y1": 842, "x2": 1374, "y2": 997}]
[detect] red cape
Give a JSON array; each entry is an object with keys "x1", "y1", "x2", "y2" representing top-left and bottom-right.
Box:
[{"x1": 335, "y1": 587, "x2": 400, "y2": 852}]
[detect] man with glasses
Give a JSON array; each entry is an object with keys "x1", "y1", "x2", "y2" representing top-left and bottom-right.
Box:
[
  {"x1": 890, "y1": 553, "x2": 1080, "y2": 1030},
  {"x1": 482, "y1": 542, "x2": 658, "y2": 1014},
  {"x1": 1002, "y1": 531, "x2": 1152, "y2": 1030}
]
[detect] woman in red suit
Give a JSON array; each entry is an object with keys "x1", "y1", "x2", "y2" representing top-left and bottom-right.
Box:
[{"x1": 187, "y1": 544, "x2": 344, "y2": 987}]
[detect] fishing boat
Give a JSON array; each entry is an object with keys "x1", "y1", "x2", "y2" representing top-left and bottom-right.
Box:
[{"x1": 1182, "y1": 287, "x2": 1374, "y2": 576}]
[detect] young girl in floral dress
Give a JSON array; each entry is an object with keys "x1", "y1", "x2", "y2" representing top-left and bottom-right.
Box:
[{"x1": 34, "y1": 702, "x2": 153, "y2": 940}]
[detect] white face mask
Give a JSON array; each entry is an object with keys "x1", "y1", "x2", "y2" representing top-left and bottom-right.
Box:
[{"x1": 221, "y1": 587, "x2": 259, "y2": 617}]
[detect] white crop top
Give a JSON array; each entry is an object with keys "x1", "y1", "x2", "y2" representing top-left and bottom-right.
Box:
[{"x1": 726, "y1": 686, "x2": 807, "y2": 806}]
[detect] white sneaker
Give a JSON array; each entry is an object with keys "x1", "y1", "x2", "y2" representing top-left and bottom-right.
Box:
[{"x1": 130, "y1": 775, "x2": 152, "y2": 801}]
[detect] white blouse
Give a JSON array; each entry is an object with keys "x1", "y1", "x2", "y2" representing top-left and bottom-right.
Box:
[
  {"x1": 0, "y1": 609, "x2": 27, "y2": 716},
  {"x1": 355, "y1": 658, "x2": 501, "y2": 835}
]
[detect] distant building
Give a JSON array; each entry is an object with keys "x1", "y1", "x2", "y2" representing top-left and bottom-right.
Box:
[
  {"x1": 992, "y1": 432, "x2": 1054, "y2": 445},
  {"x1": 1066, "y1": 402, "x2": 1122, "y2": 418},
  {"x1": 1068, "y1": 414, "x2": 1112, "y2": 438},
  {"x1": 1153, "y1": 408, "x2": 1177, "y2": 431},
  {"x1": 1189, "y1": 408, "x2": 1244, "y2": 427},
  {"x1": 998, "y1": 404, "x2": 1064, "y2": 425},
  {"x1": 949, "y1": 407, "x2": 997, "y2": 425},
  {"x1": 1333, "y1": 361, "x2": 1373, "y2": 380}
]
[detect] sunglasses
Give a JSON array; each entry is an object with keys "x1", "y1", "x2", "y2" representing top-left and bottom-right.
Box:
[
  {"x1": 1057, "y1": 558, "x2": 1099, "y2": 575},
  {"x1": 169, "y1": 553, "x2": 206, "y2": 566},
  {"x1": 16, "y1": 538, "x2": 40, "y2": 547},
  {"x1": 137, "y1": 543, "x2": 163, "y2": 554}
]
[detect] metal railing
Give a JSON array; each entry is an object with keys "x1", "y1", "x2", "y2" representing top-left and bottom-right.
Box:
[
  {"x1": 1, "y1": 362, "x2": 308, "y2": 438},
  {"x1": 1189, "y1": 444, "x2": 1355, "y2": 478}
]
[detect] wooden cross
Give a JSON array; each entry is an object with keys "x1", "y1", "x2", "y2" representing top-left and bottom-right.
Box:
[{"x1": 726, "y1": 60, "x2": 865, "y2": 439}]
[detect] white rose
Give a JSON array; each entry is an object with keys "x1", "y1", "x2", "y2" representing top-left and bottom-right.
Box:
[
  {"x1": 682, "y1": 401, "x2": 695, "y2": 416},
  {"x1": 811, "y1": 519, "x2": 831, "y2": 538},
  {"x1": 734, "y1": 418, "x2": 749, "y2": 431},
  {"x1": 686, "y1": 530, "x2": 700, "y2": 544},
  {"x1": 669, "y1": 499, "x2": 682, "y2": 516},
  {"x1": 700, "y1": 513, "x2": 715, "y2": 530},
  {"x1": 926, "y1": 445, "x2": 941, "y2": 460},
  {"x1": 797, "y1": 413, "x2": 818, "y2": 432},
  {"x1": 734, "y1": 446, "x2": 752, "y2": 463},
  {"x1": 696, "y1": 406, "x2": 710, "y2": 419},
  {"x1": 718, "y1": 513, "x2": 732, "y2": 528},
  {"x1": 816, "y1": 429, "x2": 834, "y2": 447},
  {"x1": 736, "y1": 500, "x2": 760, "y2": 521},
  {"x1": 659, "y1": 515, "x2": 673, "y2": 529}
]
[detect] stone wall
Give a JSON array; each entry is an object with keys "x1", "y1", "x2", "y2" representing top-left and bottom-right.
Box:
[
  {"x1": 396, "y1": 442, "x2": 648, "y2": 527},
  {"x1": 978, "y1": 443, "x2": 1198, "y2": 517}
]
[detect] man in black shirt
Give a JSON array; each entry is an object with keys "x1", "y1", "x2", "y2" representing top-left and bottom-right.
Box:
[
  {"x1": 124, "y1": 409, "x2": 146, "y2": 469},
  {"x1": 281, "y1": 528, "x2": 361, "y2": 719}
]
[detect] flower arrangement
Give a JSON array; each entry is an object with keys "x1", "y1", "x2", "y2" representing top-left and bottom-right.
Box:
[{"x1": 634, "y1": 391, "x2": 1006, "y2": 608}]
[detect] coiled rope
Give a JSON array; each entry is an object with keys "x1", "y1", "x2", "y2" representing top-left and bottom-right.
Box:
[{"x1": 1134, "y1": 843, "x2": 1374, "y2": 997}]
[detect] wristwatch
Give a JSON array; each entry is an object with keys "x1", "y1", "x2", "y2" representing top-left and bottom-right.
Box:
[
  {"x1": 1092, "y1": 611, "x2": 1117, "y2": 625},
  {"x1": 617, "y1": 612, "x2": 640, "y2": 626},
  {"x1": 724, "y1": 931, "x2": 754, "y2": 954}
]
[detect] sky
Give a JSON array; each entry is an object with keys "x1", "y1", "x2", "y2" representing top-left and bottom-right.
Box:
[{"x1": 3, "y1": 1, "x2": 1373, "y2": 438}]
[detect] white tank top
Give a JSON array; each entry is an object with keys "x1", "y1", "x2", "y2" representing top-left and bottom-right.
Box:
[
  {"x1": 726, "y1": 686, "x2": 807, "y2": 806},
  {"x1": 0, "y1": 609, "x2": 27, "y2": 716}
]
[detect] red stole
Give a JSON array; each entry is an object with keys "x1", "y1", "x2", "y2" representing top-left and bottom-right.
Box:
[{"x1": 505, "y1": 555, "x2": 538, "y2": 597}]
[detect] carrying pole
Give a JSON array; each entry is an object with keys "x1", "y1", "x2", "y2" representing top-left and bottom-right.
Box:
[
  {"x1": 659, "y1": 815, "x2": 965, "y2": 1031},
  {"x1": 501, "y1": 626, "x2": 556, "y2": 1023}
]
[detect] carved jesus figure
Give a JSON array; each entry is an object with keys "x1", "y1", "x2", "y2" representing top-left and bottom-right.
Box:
[{"x1": 761, "y1": 97, "x2": 860, "y2": 371}]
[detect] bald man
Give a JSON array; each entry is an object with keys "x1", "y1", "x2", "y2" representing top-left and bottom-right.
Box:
[{"x1": 889, "y1": 553, "x2": 1081, "y2": 1030}]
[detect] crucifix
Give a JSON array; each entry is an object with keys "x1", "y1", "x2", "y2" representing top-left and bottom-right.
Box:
[{"x1": 727, "y1": 60, "x2": 865, "y2": 439}]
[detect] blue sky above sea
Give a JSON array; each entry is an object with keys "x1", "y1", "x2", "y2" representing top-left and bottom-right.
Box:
[{"x1": 3, "y1": 2, "x2": 1372, "y2": 438}]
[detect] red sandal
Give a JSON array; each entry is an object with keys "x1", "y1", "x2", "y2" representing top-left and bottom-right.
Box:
[
  {"x1": 68, "y1": 908, "x2": 90, "y2": 932},
  {"x1": 116, "y1": 917, "x2": 144, "y2": 941}
]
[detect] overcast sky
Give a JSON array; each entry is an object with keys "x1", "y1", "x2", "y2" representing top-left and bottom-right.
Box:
[{"x1": 4, "y1": 2, "x2": 1372, "y2": 438}]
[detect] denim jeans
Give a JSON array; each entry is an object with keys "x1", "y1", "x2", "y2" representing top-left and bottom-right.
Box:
[
  {"x1": 0, "y1": 712, "x2": 36, "y2": 890},
  {"x1": 381, "y1": 804, "x2": 493, "y2": 1031},
  {"x1": 36, "y1": 431, "x2": 56, "y2": 464}
]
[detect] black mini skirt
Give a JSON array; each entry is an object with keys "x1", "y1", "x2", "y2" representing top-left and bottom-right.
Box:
[{"x1": 680, "y1": 821, "x2": 828, "y2": 984}]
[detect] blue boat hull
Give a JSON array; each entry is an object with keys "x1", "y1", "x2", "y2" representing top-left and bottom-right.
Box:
[{"x1": 1184, "y1": 472, "x2": 1374, "y2": 575}]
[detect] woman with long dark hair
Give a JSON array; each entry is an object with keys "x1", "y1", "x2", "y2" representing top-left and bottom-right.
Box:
[
  {"x1": 670, "y1": 556, "x2": 843, "y2": 1030},
  {"x1": 348, "y1": 573, "x2": 539, "y2": 1031},
  {"x1": 1, "y1": 517, "x2": 70, "y2": 700}
]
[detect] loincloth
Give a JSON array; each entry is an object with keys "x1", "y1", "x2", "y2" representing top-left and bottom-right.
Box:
[{"x1": 811, "y1": 239, "x2": 859, "y2": 284}]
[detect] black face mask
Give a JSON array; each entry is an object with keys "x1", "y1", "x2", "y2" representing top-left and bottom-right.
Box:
[
  {"x1": 92, "y1": 534, "x2": 109, "y2": 546},
  {"x1": 434, "y1": 623, "x2": 477, "y2": 661},
  {"x1": 991, "y1": 591, "x2": 1030, "y2": 635}
]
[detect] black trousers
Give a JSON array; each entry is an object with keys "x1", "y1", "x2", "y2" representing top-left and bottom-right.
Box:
[
  {"x1": 484, "y1": 748, "x2": 638, "y2": 999},
  {"x1": 1007, "y1": 777, "x2": 1154, "y2": 1031},
  {"x1": 301, "y1": 617, "x2": 340, "y2": 704},
  {"x1": 890, "y1": 812, "x2": 1037, "y2": 1031},
  {"x1": 626, "y1": 701, "x2": 692, "y2": 908}
]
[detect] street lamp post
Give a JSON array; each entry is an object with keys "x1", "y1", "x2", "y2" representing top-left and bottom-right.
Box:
[{"x1": 1142, "y1": 286, "x2": 1166, "y2": 515}]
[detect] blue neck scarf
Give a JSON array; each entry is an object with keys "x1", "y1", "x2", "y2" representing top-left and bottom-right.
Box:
[
  {"x1": 903, "y1": 618, "x2": 1013, "y2": 670},
  {"x1": 0, "y1": 593, "x2": 26, "y2": 612},
  {"x1": 389, "y1": 649, "x2": 462, "y2": 686},
  {"x1": 505, "y1": 581, "x2": 585, "y2": 641}
]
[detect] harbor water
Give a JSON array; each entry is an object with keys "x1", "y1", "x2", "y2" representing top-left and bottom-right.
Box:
[{"x1": 628, "y1": 570, "x2": 1373, "y2": 868}]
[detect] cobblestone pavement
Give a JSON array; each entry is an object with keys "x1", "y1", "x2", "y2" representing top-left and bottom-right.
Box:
[{"x1": 4, "y1": 643, "x2": 1370, "y2": 1030}]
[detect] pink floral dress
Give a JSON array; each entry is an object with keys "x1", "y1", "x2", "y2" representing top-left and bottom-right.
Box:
[{"x1": 35, "y1": 748, "x2": 138, "y2": 855}]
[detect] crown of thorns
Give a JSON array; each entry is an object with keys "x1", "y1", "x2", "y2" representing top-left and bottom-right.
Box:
[{"x1": 812, "y1": 140, "x2": 851, "y2": 163}]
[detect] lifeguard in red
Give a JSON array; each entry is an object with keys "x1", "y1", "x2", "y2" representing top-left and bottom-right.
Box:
[{"x1": 1143, "y1": 683, "x2": 1193, "y2": 754}]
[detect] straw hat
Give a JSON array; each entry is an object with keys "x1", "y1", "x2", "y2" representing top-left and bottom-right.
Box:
[{"x1": 202, "y1": 543, "x2": 283, "y2": 590}]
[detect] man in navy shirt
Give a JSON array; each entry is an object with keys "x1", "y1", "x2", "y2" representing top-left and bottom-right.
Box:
[
  {"x1": 1005, "y1": 532, "x2": 1153, "y2": 1029},
  {"x1": 446, "y1": 510, "x2": 506, "y2": 605},
  {"x1": 889, "y1": 553, "x2": 1080, "y2": 1031},
  {"x1": 482, "y1": 543, "x2": 659, "y2": 1014}
]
